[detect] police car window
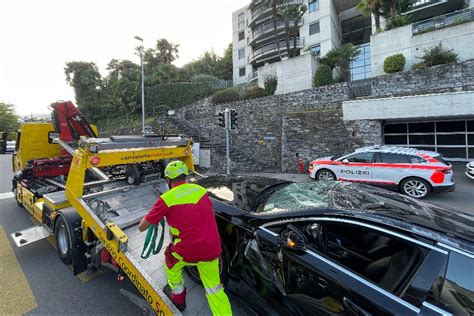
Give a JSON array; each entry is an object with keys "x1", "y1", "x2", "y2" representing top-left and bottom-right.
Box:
[
  {"x1": 379, "y1": 153, "x2": 399, "y2": 163},
  {"x1": 346, "y1": 152, "x2": 374, "y2": 163}
]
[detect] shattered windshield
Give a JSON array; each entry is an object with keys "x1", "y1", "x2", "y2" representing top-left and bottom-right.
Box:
[{"x1": 256, "y1": 181, "x2": 338, "y2": 213}]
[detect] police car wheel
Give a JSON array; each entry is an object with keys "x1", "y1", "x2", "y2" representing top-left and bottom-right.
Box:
[
  {"x1": 316, "y1": 169, "x2": 336, "y2": 181},
  {"x1": 401, "y1": 178, "x2": 430, "y2": 199}
]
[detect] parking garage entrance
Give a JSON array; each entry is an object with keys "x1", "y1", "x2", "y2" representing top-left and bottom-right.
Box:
[{"x1": 383, "y1": 119, "x2": 474, "y2": 161}]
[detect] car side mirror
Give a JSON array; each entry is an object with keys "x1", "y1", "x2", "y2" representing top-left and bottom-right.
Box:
[
  {"x1": 280, "y1": 224, "x2": 307, "y2": 251},
  {"x1": 342, "y1": 159, "x2": 349, "y2": 164}
]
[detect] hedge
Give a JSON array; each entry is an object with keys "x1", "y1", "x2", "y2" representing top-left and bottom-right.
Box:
[
  {"x1": 145, "y1": 82, "x2": 218, "y2": 114},
  {"x1": 384, "y1": 54, "x2": 406, "y2": 73}
]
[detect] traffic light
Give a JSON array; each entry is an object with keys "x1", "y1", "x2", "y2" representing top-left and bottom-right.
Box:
[
  {"x1": 229, "y1": 109, "x2": 238, "y2": 130},
  {"x1": 218, "y1": 111, "x2": 227, "y2": 128}
]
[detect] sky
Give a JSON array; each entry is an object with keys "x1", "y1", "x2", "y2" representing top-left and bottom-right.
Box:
[{"x1": 0, "y1": 0, "x2": 248, "y2": 115}]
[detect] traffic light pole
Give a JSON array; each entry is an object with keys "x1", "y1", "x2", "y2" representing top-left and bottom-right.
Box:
[
  {"x1": 225, "y1": 117, "x2": 231, "y2": 175},
  {"x1": 218, "y1": 108, "x2": 234, "y2": 175}
]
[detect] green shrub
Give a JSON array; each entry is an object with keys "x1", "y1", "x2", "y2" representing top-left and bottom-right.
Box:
[
  {"x1": 210, "y1": 88, "x2": 241, "y2": 104},
  {"x1": 419, "y1": 43, "x2": 459, "y2": 67},
  {"x1": 384, "y1": 54, "x2": 406, "y2": 73},
  {"x1": 314, "y1": 65, "x2": 333, "y2": 87},
  {"x1": 411, "y1": 62, "x2": 427, "y2": 70},
  {"x1": 263, "y1": 74, "x2": 278, "y2": 95},
  {"x1": 243, "y1": 86, "x2": 268, "y2": 100}
]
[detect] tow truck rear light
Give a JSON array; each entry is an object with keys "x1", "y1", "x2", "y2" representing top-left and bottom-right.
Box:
[{"x1": 90, "y1": 156, "x2": 100, "y2": 166}]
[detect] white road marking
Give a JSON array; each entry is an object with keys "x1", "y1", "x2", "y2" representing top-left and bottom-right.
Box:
[{"x1": 0, "y1": 192, "x2": 14, "y2": 200}]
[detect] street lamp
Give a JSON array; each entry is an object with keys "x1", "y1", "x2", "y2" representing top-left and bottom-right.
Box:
[{"x1": 134, "y1": 35, "x2": 145, "y2": 135}]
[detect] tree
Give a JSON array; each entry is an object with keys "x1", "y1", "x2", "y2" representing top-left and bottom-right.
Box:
[
  {"x1": 0, "y1": 102, "x2": 19, "y2": 138},
  {"x1": 318, "y1": 44, "x2": 360, "y2": 81},
  {"x1": 263, "y1": 0, "x2": 285, "y2": 59},
  {"x1": 181, "y1": 44, "x2": 233, "y2": 80},
  {"x1": 356, "y1": 0, "x2": 382, "y2": 31},
  {"x1": 154, "y1": 64, "x2": 179, "y2": 84},
  {"x1": 277, "y1": 4, "x2": 307, "y2": 58},
  {"x1": 64, "y1": 62, "x2": 105, "y2": 121}
]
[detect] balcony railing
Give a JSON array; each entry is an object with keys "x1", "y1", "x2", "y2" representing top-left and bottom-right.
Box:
[
  {"x1": 412, "y1": 7, "x2": 474, "y2": 35},
  {"x1": 249, "y1": 0, "x2": 303, "y2": 26},
  {"x1": 248, "y1": 19, "x2": 302, "y2": 45},
  {"x1": 248, "y1": 69, "x2": 258, "y2": 82},
  {"x1": 248, "y1": 37, "x2": 305, "y2": 64}
]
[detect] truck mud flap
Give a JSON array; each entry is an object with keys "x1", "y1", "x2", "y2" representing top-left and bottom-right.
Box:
[{"x1": 11, "y1": 225, "x2": 52, "y2": 247}]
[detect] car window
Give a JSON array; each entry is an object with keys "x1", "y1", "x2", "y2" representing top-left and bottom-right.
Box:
[
  {"x1": 299, "y1": 221, "x2": 426, "y2": 295},
  {"x1": 430, "y1": 252, "x2": 474, "y2": 315},
  {"x1": 378, "y1": 153, "x2": 400, "y2": 163},
  {"x1": 345, "y1": 152, "x2": 374, "y2": 163},
  {"x1": 255, "y1": 182, "x2": 337, "y2": 213}
]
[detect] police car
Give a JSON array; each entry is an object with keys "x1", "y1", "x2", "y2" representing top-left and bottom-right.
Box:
[{"x1": 309, "y1": 146, "x2": 455, "y2": 199}]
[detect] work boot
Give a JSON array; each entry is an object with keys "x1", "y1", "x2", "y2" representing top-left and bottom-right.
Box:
[{"x1": 163, "y1": 284, "x2": 186, "y2": 312}]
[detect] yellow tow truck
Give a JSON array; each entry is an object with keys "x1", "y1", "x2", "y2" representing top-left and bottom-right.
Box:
[{"x1": 10, "y1": 102, "x2": 212, "y2": 315}]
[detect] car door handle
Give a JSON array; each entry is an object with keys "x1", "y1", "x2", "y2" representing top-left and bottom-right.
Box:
[{"x1": 343, "y1": 297, "x2": 372, "y2": 316}]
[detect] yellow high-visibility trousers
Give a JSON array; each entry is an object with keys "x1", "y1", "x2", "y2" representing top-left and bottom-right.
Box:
[{"x1": 165, "y1": 253, "x2": 232, "y2": 316}]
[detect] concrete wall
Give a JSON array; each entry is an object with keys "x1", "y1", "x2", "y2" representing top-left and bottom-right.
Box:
[
  {"x1": 257, "y1": 54, "x2": 317, "y2": 94},
  {"x1": 371, "y1": 21, "x2": 474, "y2": 76},
  {"x1": 343, "y1": 91, "x2": 474, "y2": 121}
]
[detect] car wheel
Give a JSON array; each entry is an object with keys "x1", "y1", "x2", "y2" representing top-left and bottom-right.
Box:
[
  {"x1": 315, "y1": 169, "x2": 336, "y2": 181},
  {"x1": 184, "y1": 242, "x2": 229, "y2": 286},
  {"x1": 400, "y1": 177, "x2": 430, "y2": 199},
  {"x1": 55, "y1": 215, "x2": 72, "y2": 265}
]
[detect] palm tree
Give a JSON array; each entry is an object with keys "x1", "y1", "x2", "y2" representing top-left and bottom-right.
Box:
[
  {"x1": 277, "y1": 4, "x2": 307, "y2": 58},
  {"x1": 263, "y1": 0, "x2": 285, "y2": 59},
  {"x1": 356, "y1": 0, "x2": 381, "y2": 31}
]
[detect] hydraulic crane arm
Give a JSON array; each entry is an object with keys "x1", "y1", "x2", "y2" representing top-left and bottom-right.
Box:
[{"x1": 50, "y1": 101, "x2": 97, "y2": 142}]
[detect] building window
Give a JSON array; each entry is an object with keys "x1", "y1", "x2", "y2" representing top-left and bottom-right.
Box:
[
  {"x1": 238, "y1": 12, "x2": 245, "y2": 30},
  {"x1": 309, "y1": 0, "x2": 319, "y2": 13},
  {"x1": 239, "y1": 67, "x2": 246, "y2": 77},
  {"x1": 309, "y1": 22, "x2": 320, "y2": 35},
  {"x1": 238, "y1": 48, "x2": 245, "y2": 60},
  {"x1": 349, "y1": 43, "x2": 371, "y2": 81},
  {"x1": 342, "y1": 15, "x2": 372, "y2": 45},
  {"x1": 238, "y1": 31, "x2": 245, "y2": 41},
  {"x1": 310, "y1": 44, "x2": 321, "y2": 56}
]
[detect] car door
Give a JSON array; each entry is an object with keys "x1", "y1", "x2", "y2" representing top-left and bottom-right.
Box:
[
  {"x1": 372, "y1": 152, "x2": 409, "y2": 186},
  {"x1": 251, "y1": 218, "x2": 449, "y2": 316},
  {"x1": 336, "y1": 152, "x2": 374, "y2": 183}
]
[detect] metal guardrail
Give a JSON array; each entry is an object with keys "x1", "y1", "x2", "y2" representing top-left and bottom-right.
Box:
[
  {"x1": 412, "y1": 7, "x2": 474, "y2": 35},
  {"x1": 248, "y1": 19, "x2": 301, "y2": 45},
  {"x1": 248, "y1": 37, "x2": 304, "y2": 64},
  {"x1": 249, "y1": 0, "x2": 303, "y2": 25}
]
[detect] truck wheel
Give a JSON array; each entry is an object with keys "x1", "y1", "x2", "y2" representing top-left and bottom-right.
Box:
[
  {"x1": 400, "y1": 177, "x2": 430, "y2": 199},
  {"x1": 184, "y1": 242, "x2": 229, "y2": 286},
  {"x1": 14, "y1": 188, "x2": 23, "y2": 208},
  {"x1": 55, "y1": 215, "x2": 72, "y2": 265},
  {"x1": 315, "y1": 169, "x2": 336, "y2": 181}
]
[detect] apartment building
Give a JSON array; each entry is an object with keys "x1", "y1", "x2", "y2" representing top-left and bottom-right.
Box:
[
  {"x1": 232, "y1": 0, "x2": 473, "y2": 92},
  {"x1": 232, "y1": 0, "x2": 371, "y2": 90}
]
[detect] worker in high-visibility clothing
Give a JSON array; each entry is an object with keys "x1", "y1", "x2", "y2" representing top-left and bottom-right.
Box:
[{"x1": 139, "y1": 160, "x2": 232, "y2": 315}]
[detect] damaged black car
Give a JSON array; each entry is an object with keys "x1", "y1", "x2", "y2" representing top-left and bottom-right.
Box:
[{"x1": 188, "y1": 175, "x2": 474, "y2": 316}]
